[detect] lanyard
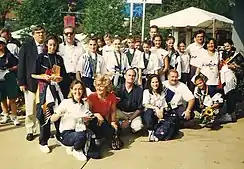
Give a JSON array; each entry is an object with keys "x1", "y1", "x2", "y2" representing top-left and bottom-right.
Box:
[
  {"x1": 114, "y1": 51, "x2": 122, "y2": 73},
  {"x1": 88, "y1": 52, "x2": 98, "y2": 75},
  {"x1": 47, "y1": 54, "x2": 57, "y2": 68},
  {"x1": 126, "y1": 49, "x2": 135, "y2": 66},
  {"x1": 143, "y1": 51, "x2": 151, "y2": 69}
]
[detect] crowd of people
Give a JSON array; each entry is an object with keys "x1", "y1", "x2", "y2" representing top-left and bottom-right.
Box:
[{"x1": 0, "y1": 24, "x2": 243, "y2": 161}]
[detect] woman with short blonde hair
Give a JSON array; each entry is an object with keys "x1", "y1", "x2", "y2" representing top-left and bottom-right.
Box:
[{"x1": 87, "y1": 74, "x2": 122, "y2": 150}]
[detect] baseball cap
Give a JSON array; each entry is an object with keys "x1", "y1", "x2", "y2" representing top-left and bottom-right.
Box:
[{"x1": 0, "y1": 37, "x2": 6, "y2": 44}]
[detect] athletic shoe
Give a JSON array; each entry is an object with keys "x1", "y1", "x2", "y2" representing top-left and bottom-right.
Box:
[
  {"x1": 0, "y1": 115, "x2": 10, "y2": 124},
  {"x1": 10, "y1": 115, "x2": 20, "y2": 126},
  {"x1": 72, "y1": 150, "x2": 87, "y2": 161},
  {"x1": 39, "y1": 145, "x2": 50, "y2": 154}
]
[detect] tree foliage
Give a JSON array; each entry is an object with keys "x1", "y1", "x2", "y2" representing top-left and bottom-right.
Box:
[
  {"x1": 17, "y1": 0, "x2": 69, "y2": 35},
  {"x1": 0, "y1": 0, "x2": 19, "y2": 28},
  {"x1": 83, "y1": 0, "x2": 126, "y2": 37}
]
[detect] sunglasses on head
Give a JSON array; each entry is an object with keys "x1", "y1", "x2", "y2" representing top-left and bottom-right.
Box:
[{"x1": 64, "y1": 32, "x2": 74, "y2": 36}]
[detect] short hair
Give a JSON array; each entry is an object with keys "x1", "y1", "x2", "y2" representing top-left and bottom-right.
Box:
[
  {"x1": 193, "y1": 30, "x2": 205, "y2": 38},
  {"x1": 0, "y1": 27, "x2": 10, "y2": 35},
  {"x1": 63, "y1": 25, "x2": 75, "y2": 33},
  {"x1": 146, "y1": 74, "x2": 164, "y2": 95},
  {"x1": 94, "y1": 74, "x2": 113, "y2": 94},
  {"x1": 125, "y1": 68, "x2": 136, "y2": 76},
  {"x1": 152, "y1": 34, "x2": 162, "y2": 41},
  {"x1": 150, "y1": 25, "x2": 159, "y2": 32},
  {"x1": 104, "y1": 33, "x2": 112, "y2": 40},
  {"x1": 127, "y1": 35, "x2": 135, "y2": 42},
  {"x1": 32, "y1": 25, "x2": 45, "y2": 35},
  {"x1": 204, "y1": 38, "x2": 217, "y2": 50},
  {"x1": 177, "y1": 40, "x2": 186, "y2": 47},
  {"x1": 194, "y1": 74, "x2": 205, "y2": 84},
  {"x1": 168, "y1": 69, "x2": 179, "y2": 77},
  {"x1": 142, "y1": 40, "x2": 151, "y2": 46},
  {"x1": 43, "y1": 35, "x2": 60, "y2": 53},
  {"x1": 224, "y1": 39, "x2": 234, "y2": 46},
  {"x1": 68, "y1": 79, "x2": 87, "y2": 99}
]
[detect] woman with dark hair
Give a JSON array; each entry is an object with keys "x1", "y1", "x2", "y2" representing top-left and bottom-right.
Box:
[
  {"x1": 222, "y1": 39, "x2": 236, "y2": 61},
  {"x1": 151, "y1": 34, "x2": 169, "y2": 82},
  {"x1": 142, "y1": 74, "x2": 168, "y2": 141},
  {"x1": 32, "y1": 35, "x2": 67, "y2": 153},
  {"x1": 97, "y1": 36, "x2": 105, "y2": 55},
  {"x1": 166, "y1": 36, "x2": 181, "y2": 79},
  {"x1": 177, "y1": 40, "x2": 190, "y2": 85},
  {"x1": 196, "y1": 38, "x2": 219, "y2": 90},
  {"x1": 51, "y1": 80, "x2": 98, "y2": 161}
]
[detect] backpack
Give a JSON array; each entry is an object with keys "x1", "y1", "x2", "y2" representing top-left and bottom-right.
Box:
[{"x1": 154, "y1": 112, "x2": 180, "y2": 141}]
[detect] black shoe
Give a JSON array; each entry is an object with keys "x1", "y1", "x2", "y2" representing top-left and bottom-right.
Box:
[{"x1": 26, "y1": 133, "x2": 34, "y2": 141}]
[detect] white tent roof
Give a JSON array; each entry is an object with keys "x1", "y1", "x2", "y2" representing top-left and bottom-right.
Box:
[{"x1": 150, "y1": 7, "x2": 233, "y2": 29}]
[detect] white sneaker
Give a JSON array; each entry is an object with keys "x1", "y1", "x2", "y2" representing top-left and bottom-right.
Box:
[
  {"x1": 10, "y1": 116, "x2": 20, "y2": 126},
  {"x1": 39, "y1": 145, "x2": 50, "y2": 154},
  {"x1": 148, "y1": 130, "x2": 155, "y2": 142},
  {"x1": 0, "y1": 115, "x2": 10, "y2": 124},
  {"x1": 72, "y1": 150, "x2": 87, "y2": 161},
  {"x1": 66, "y1": 147, "x2": 73, "y2": 155}
]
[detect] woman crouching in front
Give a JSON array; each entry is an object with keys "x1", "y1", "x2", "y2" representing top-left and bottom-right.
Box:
[
  {"x1": 87, "y1": 74, "x2": 123, "y2": 150},
  {"x1": 51, "y1": 80, "x2": 99, "y2": 161}
]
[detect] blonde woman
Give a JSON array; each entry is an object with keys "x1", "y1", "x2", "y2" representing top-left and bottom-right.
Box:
[{"x1": 87, "y1": 74, "x2": 122, "y2": 150}]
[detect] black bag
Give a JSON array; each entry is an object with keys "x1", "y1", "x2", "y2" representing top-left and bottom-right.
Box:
[{"x1": 154, "y1": 113, "x2": 179, "y2": 141}]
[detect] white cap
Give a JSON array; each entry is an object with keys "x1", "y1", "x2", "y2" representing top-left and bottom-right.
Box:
[{"x1": 0, "y1": 37, "x2": 6, "y2": 44}]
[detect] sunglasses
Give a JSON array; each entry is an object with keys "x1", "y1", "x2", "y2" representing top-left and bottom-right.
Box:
[{"x1": 64, "y1": 32, "x2": 74, "y2": 36}]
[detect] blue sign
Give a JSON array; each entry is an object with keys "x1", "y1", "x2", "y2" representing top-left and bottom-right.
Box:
[{"x1": 123, "y1": 3, "x2": 143, "y2": 17}]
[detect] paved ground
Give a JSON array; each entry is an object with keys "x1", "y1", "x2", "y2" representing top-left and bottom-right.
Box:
[{"x1": 1, "y1": 116, "x2": 244, "y2": 169}]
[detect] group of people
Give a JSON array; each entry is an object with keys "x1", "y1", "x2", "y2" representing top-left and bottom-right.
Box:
[{"x1": 0, "y1": 24, "x2": 243, "y2": 161}]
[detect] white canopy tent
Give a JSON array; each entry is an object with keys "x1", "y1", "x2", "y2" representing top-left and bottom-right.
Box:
[
  {"x1": 150, "y1": 7, "x2": 233, "y2": 46},
  {"x1": 150, "y1": 7, "x2": 233, "y2": 29}
]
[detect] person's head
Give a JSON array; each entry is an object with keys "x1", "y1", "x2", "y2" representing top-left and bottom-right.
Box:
[
  {"x1": 147, "y1": 74, "x2": 163, "y2": 94},
  {"x1": 149, "y1": 25, "x2": 159, "y2": 39},
  {"x1": 204, "y1": 38, "x2": 217, "y2": 52},
  {"x1": 194, "y1": 75, "x2": 206, "y2": 90},
  {"x1": 68, "y1": 80, "x2": 87, "y2": 101},
  {"x1": 166, "y1": 36, "x2": 175, "y2": 50},
  {"x1": 0, "y1": 37, "x2": 7, "y2": 52},
  {"x1": 127, "y1": 36, "x2": 135, "y2": 49},
  {"x1": 32, "y1": 25, "x2": 46, "y2": 44},
  {"x1": 193, "y1": 30, "x2": 205, "y2": 45},
  {"x1": 88, "y1": 37, "x2": 98, "y2": 53},
  {"x1": 142, "y1": 40, "x2": 151, "y2": 53},
  {"x1": 135, "y1": 38, "x2": 141, "y2": 50},
  {"x1": 167, "y1": 69, "x2": 179, "y2": 86},
  {"x1": 0, "y1": 28, "x2": 11, "y2": 42},
  {"x1": 124, "y1": 68, "x2": 136, "y2": 84},
  {"x1": 113, "y1": 37, "x2": 121, "y2": 51},
  {"x1": 153, "y1": 34, "x2": 162, "y2": 48},
  {"x1": 97, "y1": 37, "x2": 105, "y2": 48},
  {"x1": 43, "y1": 35, "x2": 59, "y2": 54},
  {"x1": 63, "y1": 25, "x2": 75, "y2": 44},
  {"x1": 177, "y1": 40, "x2": 186, "y2": 53},
  {"x1": 223, "y1": 39, "x2": 234, "y2": 52},
  {"x1": 94, "y1": 74, "x2": 113, "y2": 96},
  {"x1": 104, "y1": 33, "x2": 112, "y2": 46}
]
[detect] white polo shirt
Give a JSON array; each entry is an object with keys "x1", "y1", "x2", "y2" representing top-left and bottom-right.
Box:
[
  {"x1": 186, "y1": 42, "x2": 205, "y2": 67},
  {"x1": 179, "y1": 51, "x2": 190, "y2": 73},
  {"x1": 76, "y1": 51, "x2": 107, "y2": 77},
  {"x1": 163, "y1": 80, "x2": 194, "y2": 108},
  {"x1": 142, "y1": 52, "x2": 160, "y2": 75},
  {"x1": 104, "y1": 51, "x2": 130, "y2": 73},
  {"x1": 58, "y1": 42, "x2": 85, "y2": 73},
  {"x1": 56, "y1": 99, "x2": 89, "y2": 132},
  {"x1": 142, "y1": 89, "x2": 168, "y2": 109}
]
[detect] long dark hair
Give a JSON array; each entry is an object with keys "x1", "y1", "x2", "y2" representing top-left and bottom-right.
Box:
[
  {"x1": 43, "y1": 35, "x2": 59, "y2": 54},
  {"x1": 146, "y1": 74, "x2": 163, "y2": 95}
]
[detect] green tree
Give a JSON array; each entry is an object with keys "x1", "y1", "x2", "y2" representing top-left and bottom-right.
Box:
[
  {"x1": 17, "y1": 0, "x2": 69, "y2": 35},
  {"x1": 83, "y1": 0, "x2": 126, "y2": 36},
  {"x1": 0, "y1": 0, "x2": 19, "y2": 28}
]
